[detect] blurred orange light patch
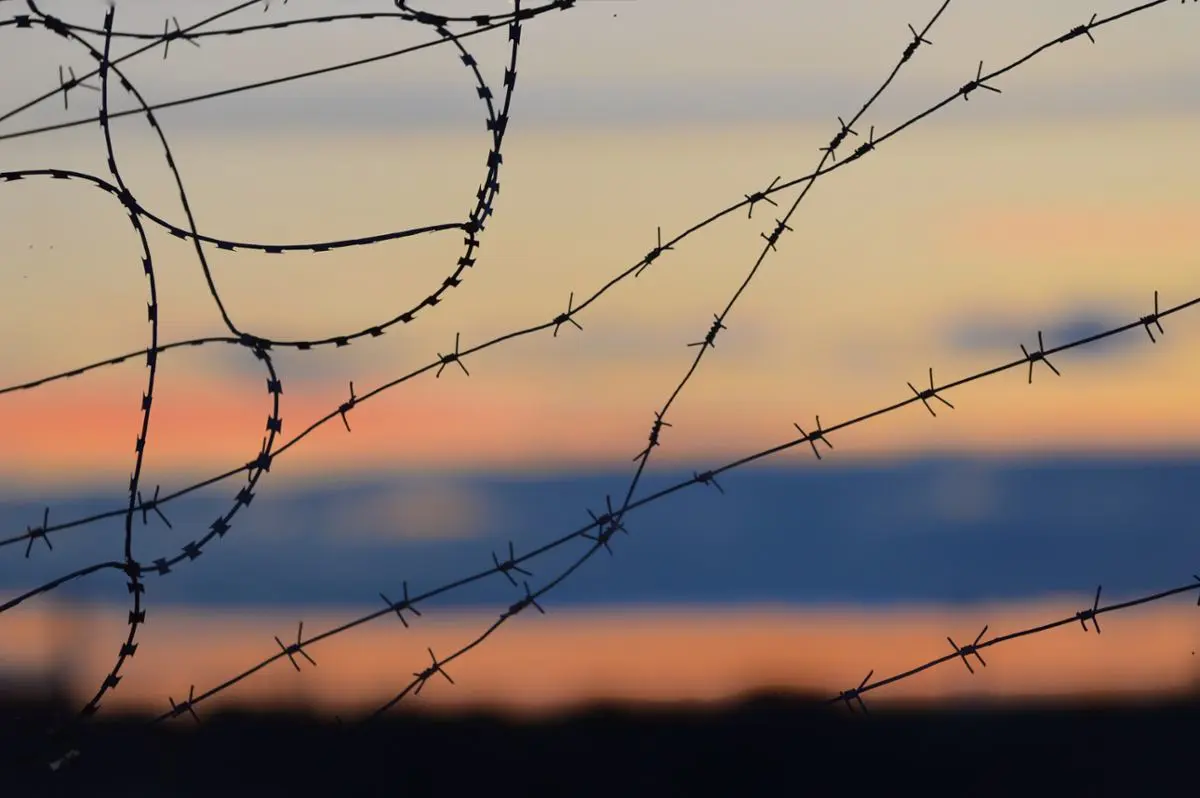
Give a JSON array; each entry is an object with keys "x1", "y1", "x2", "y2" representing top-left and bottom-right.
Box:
[{"x1": 4, "y1": 600, "x2": 1198, "y2": 718}]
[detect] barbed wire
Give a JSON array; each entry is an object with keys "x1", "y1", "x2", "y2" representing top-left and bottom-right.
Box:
[
  {"x1": 831, "y1": 578, "x2": 1200, "y2": 714},
  {"x1": 5, "y1": 2, "x2": 530, "y2": 346},
  {"x1": 5, "y1": 0, "x2": 1185, "y2": 556},
  {"x1": 1, "y1": 0, "x2": 1196, "y2": 772},
  {"x1": 134, "y1": 289, "x2": 1200, "y2": 727},
  {"x1": 0, "y1": 0, "x2": 555, "y2": 765}
]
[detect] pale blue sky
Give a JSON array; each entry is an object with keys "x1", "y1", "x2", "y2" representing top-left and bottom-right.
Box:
[{"x1": 3, "y1": 0, "x2": 1199, "y2": 132}]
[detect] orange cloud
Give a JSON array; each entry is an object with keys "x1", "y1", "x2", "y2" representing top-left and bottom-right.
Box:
[{"x1": 5, "y1": 358, "x2": 1200, "y2": 490}]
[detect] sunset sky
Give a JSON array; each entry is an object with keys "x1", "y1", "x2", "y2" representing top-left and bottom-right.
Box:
[
  {"x1": 1, "y1": 0, "x2": 1198, "y2": 484},
  {"x1": 1, "y1": 0, "x2": 1199, "y2": 717}
]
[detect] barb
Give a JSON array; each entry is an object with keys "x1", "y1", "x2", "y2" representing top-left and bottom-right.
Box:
[
  {"x1": 380, "y1": 582, "x2": 422, "y2": 628},
  {"x1": 492, "y1": 540, "x2": 533, "y2": 587},
  {"x1": 436, "y1": 332, "x2": 470, "y2": 378},
  {"x1": 839, "y1": 670, "x2": 874, "y2": 714},
  {"x1": 56, "y1": 64, "x2": 98, "y2": 110},
  {"x1": 947, "y1": 625, "x2": 989, "y2": 674},
  {"x1": 1057, "y1": 13, "x2": 1098, "y2": 44},
  {"x1": 552, "y1": 292, "x2": 583, "y2": 337},
  {"x1": 23, "y1": 508, "x2": 52, "y2": 559},
  {"x1": 794, "y1": 416, "x2": 834, "y2": 461},
  {"x1": 1020, "y1": 330, "x2": 1061, "y2": 384},
  {"x1": 959, "y1": 60, "x2": 1002, "y2": 100},
  {"x1": 275, "y1": 621, "x2": 318, "y2": 671},
  {"x1": 583, "y1": 495, "x2": 629, "y2": 555},
  {"x1": 634, "y1": 411, "x2": 673, "y2": 461},
  {"x1": 634, "y1": 226, "x2": 673, "y2": 277},
  {"x1": 687, "y1": 314, "x2": 726, "y2": 351},
  {"x1": 160, "y1": 16, "x2": 200, "y2": 60},
  {"x1": 136, "y1": 485, "x2": 173, "y2": 529},
  {"x1": 502, "y1": 581, "x2": 546, "y2": 620},
  {"x1": 412, "y1": 647, "x2": 454, "y2": 695},
  {"x1": 1075, "y1": 585, "x2": 1104, "y2": 634},
  {"x1": 820, "y1": 116, "x2": 858, "y2": 162},
  {"x1": 1141, "y1": 289, "x2": 1166, "y2": 343},
  {"x1": 744, "y1": 176, "x2": 780, "y2": 218},
  {"x1": 908, "y1": 367, "x2": 954, "y2": 417},
  {"x1": 338, "y1": 381, "x2": 356, "y2": 432},
  {"x1": 760, "y1": 218, "x2": 793, "y2": 251},
  {"x1": 693, "y1": 470, "x2": 724, "y2": 494},
  {"x1": 167, "y1": 685, "x2": 202, "y2": 725}
]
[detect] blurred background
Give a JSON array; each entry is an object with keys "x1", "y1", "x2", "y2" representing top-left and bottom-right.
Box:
[{"x1": 2, "y1": 0, "x2": 1200, "y2": 723}]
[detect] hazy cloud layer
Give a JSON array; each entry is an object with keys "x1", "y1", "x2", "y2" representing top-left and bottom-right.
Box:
[
  {"x1": 3, "y1": 0, "x2": 1198, "y2": 135},
  {"x1": 944, "y1": 305, "x2": 1139, "y2": 357},
  {"x1": 2, "y1": 458, "x2": 1196, "y2": 607},
  {"x1": 71, "y1": 70, "x2": 1200, "y2": 134}
]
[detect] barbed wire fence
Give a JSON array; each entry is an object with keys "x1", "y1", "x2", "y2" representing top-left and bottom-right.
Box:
[{"x1": 1, "y1": 0, "x2": 1198, "y2": 772}]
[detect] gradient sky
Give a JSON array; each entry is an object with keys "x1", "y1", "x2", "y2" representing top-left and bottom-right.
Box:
[
  {"x1": 1, "y1": 0, "x2": 1199, "y2": 487},
  {"x1": 2, "y1": 0, "x2": 1200, "y2": 716}
]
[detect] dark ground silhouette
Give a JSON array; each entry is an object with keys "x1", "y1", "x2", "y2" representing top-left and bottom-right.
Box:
[{"x1": 3, "y1": 683, "x2": 1196, "y2": 796}]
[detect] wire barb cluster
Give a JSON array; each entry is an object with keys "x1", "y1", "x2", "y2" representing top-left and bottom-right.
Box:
[
  {"x1": 908, "y1": 367, "x2": 954, "y2": 417},
  {"x1": 275, "y1": 621, "x2": 318, "y2": 671}
]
